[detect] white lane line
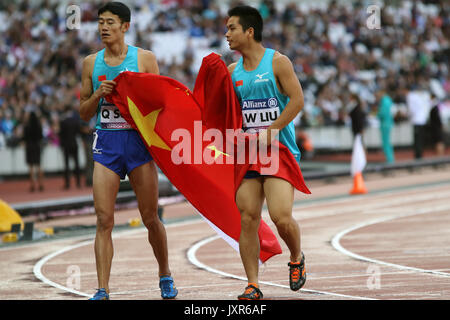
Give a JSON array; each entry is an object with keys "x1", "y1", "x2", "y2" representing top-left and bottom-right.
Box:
[
  {"x1": 291, "y1": 181, "x2": 450, "y2": 212},
  {"x1": 186, "y1": 235, "x2": 376, "y2": 300},
  {"x1": 291, "y1": 189, "x2": 450, "y2": 221},
  {"x1": 33, "y1": 240, "x2": 93, "y2": 298},
  {"x1": 111, "y1": 282, "x2": 242, "y2": 297},
  {"x1": 331, "y1": 203, "x2": 450, "y2": 278},
  {"x1": 32, "y1": 219, "x2": 202, "y2": 298}
]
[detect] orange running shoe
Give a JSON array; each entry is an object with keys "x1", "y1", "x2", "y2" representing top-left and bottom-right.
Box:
[
  {"x1": 237, "y1": 284, "x2": 263, "y2": 300},
  {"x1": 288, "y1": 252, "x2": 306, "y2": 291}
]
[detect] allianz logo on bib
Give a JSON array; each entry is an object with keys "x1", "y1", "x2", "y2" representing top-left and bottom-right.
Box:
[
  {"x1": 255, "y1": 72, "x2": 270, "y2": 83},
  {"x1": 242, "y1": 98, "x2": 278, "y2": 109}
]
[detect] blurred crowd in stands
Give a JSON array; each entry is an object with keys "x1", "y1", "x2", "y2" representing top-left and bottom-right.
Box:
[{"x1": 0, "y1": 0, "x2": 449, "y2": 157}]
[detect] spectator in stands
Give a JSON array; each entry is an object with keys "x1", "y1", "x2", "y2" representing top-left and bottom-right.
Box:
[
  {"x1": 23, "y1": 111, "x2": 44, "y2": 192},
  {"x1": 376, "y1": 88, "x2": 395, "y2": 164},
  {"x1": 59, "y1": 104, "x2": 81, "y2": 189},
  {"x1": 428, "y1": 93, "x2": 445, "y2": 157},
  {"x1": 0, "y1": 109, "x2": 5, "y2": 149},
  {"x1": 406, "y1": 82, "x2": 432, "y2": 159},
  {"x1": 349, "y1": 93, "x2": 367, "y2": 139},
  {"x1": 0, "y1": 0, "x2": 449, "y2": 168},
  {"x1": 0, "y1": 109, "x2": 16, "y2": 142}
]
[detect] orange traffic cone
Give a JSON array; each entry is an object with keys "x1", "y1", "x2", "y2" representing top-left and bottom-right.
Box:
[{"x1": 350, "y1": 172, "x2": 368, "y2": 195}]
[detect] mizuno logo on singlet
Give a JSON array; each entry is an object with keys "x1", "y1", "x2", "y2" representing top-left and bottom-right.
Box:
[
  {"x1": 256, "y1": 72, "x2": 269, "y2": 79},
  {"x1": 255, "y1": 72, "x2": 270, "y2": 83}
]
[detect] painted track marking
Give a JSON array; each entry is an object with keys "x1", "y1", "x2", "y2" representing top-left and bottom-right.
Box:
[
  {"x1": 186, "y1": 235, "x2": 376, "y2": 300},
  {"x1": 332, "y1": 203, "x2": 450, "y2": 278},
  {"x1": 33, "y1": 220, "x2": 200, "y2": 298}
]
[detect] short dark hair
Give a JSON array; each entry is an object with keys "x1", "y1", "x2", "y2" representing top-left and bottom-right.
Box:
[
  {"x1": 98, "y1": 2, "x2": 131, "y2": 23},
  {"x1": 228, "y1": 6, "x2": 263, "y2": 42}
]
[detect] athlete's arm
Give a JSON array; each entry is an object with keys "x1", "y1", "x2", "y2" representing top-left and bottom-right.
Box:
[
  {"x1": 262, "y1": 53, "x2": 304, "y2": 145},
  {"x1": 79, "y1": 54, "x2": 116, "y2": 122},
  {"x1": 138, "y1": 49, "x2": 160, "y2": 75}
]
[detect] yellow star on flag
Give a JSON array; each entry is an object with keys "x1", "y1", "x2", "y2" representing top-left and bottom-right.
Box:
[
  {"x1": 175, "y1": 87, "x2": 190, "y2": 96},
  {"x1": 207, "y1": 145, "x2": 230, "y2": 160},
  {"x1": 127, "y1": 96, "x2": 171, "y2": 151}
]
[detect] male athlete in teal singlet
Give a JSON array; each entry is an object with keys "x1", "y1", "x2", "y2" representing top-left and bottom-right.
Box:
[
  {"x1": 226, "y1": 5, "x2": 306, "y2": 300},
  {"x1": 79, "y1": 2, "x2": 177, "y2": 300}
]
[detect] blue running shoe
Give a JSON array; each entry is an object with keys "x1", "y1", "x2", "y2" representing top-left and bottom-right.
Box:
[
  {"x1": 159, "y1": 276, "x2": 178, "y2": 299},
  {"x1": 89, "y1": 288, "x2": 109, "y2": 300}
]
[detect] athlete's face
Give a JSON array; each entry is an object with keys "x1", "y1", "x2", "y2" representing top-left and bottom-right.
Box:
[
  {"x1": 98, "y1": 11, "x2": 129, "y2": 44},
  {"x1": 226, "y1": 16, "x2": 249, "y2": 51}
]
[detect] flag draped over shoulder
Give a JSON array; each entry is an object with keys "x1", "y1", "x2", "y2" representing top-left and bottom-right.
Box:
[
  {"x1": 194, "y1": 53, "x2": 311, "y2": 195},
  {"x1": 107, "y1": 53, "x2": 310, "y2": 263}
]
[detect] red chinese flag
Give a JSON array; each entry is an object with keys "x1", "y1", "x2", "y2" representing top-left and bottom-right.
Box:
[
  {"x1": 106, "y1": 69, "x2": 283, "y2": 263},
  {"x1": 107, "y1": 53, "x2": 311, "y2": 263}
]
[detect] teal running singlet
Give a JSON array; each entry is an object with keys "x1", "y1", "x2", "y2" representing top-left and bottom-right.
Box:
[
  {"x1": 92, "y1": 45, "x2": 139, "y2": 130},
  {"x1": 231, "y1": 48, "x2": 301, "y2": 160}
]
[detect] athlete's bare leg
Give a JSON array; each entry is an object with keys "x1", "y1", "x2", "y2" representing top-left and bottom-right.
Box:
[
  {"x1": 128, "y1": 161, "x2": 171, "y2": 277},
  {"x1": 93, "y1": 162, "x2": 121, "y2": 293},
  {"x1": 235, "y1": 177, "x2": 265, "y2": 285},
  {"x1": 263, "y1": 177, "x2": 300, "y2": 262}
]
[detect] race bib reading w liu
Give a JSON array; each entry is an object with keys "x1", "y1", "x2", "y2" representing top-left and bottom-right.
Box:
[{"x1": 242, "y1": 97, "x2": 279, "y2": 133}]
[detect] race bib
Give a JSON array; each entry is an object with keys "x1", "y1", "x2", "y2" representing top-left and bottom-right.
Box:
[
  {"x1": 100, "y1": 102, "x2": 132, "y2": 129},
  {"x1": 242, "y1": 98, "x2": 279, "y2": 133}
]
